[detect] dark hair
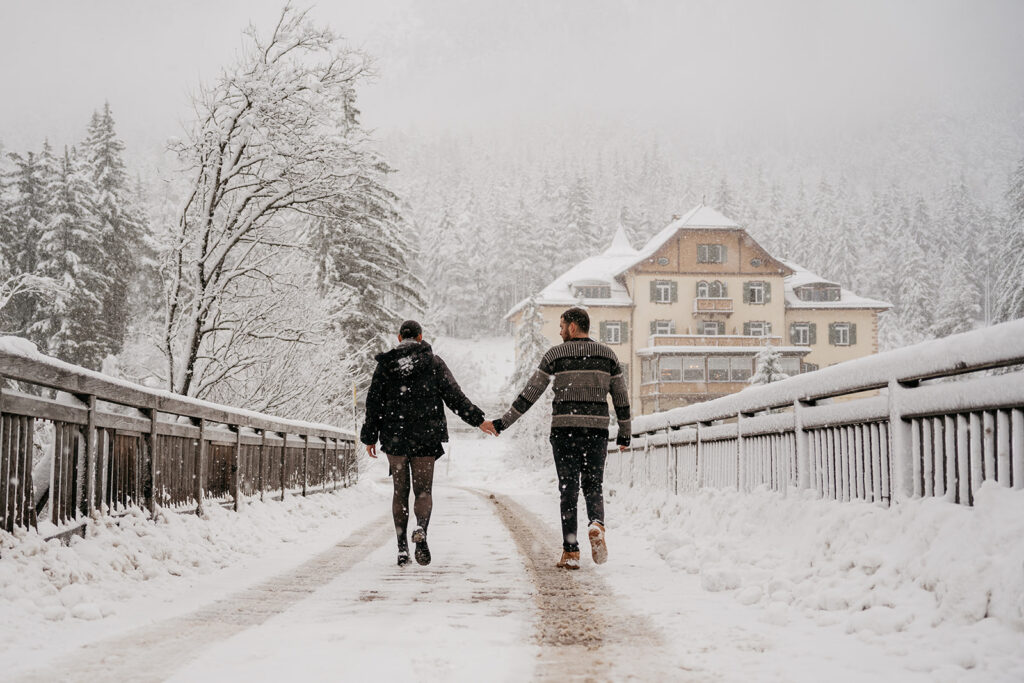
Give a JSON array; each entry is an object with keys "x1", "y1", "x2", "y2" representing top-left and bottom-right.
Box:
[
  {"x1": 560, "y1": 307, "x2": 590, "y2": 333},
  {"x1": 399, "y1": 320, "x2": 423, "y2": 339}
]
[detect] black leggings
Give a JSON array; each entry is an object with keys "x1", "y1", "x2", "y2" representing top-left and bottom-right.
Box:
[
  {"x1": 550, "y1": 429, "x2": 608, "y2": 552},
  {"x1": 387, "y1": 454, "x2": 436, "y2": 550}
]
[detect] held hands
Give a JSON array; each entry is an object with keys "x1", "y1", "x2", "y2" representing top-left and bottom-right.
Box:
[
  {"x1": 366, "y1": 444, "x2": 377, "y2": 458},
  {"x1": 479, "y1": 420, "x2": 498, "y2": 437}
]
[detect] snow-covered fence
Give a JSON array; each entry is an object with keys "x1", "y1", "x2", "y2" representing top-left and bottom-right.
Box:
[
  {"x1": 0, "y1": 338, "x2": 357, "y2": 533},
  {"x1": 608, "y1": 319, "x2": 1024, "y2": 506}
]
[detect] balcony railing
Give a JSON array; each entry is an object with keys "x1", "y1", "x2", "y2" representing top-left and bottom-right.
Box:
[
  {"x1": 693, "y1": 297, "x2": 733, "y2": 315},
  {"x1": 647, "y1": 334, "x2": 782, "y2": 348}
]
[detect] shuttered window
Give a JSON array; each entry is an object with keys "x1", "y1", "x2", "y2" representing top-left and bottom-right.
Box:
[
  {"x1": 790, "y1": 322, "x2": 816, "y2": 346},
  {"x1": 743, "y1": 281, "x2": 771, "y2": 305},
  {"x1": 650, "y1": 319, "x2": 676, "y2": 335},
  {"x1": 651, "y1": 280, "x2": 677, "y2": 303},
  {"x1": 829, "y1": 322, "x2": 856, "y2": 346},
  {"x1": 697, "y1": 244, "x2": 727, "y2": 263},
  {"x1": 744, "y1": 321, "x2": 771, "y2": 337},
  {"x1": 599, "y1": 321, "x2": 628, "y2": 345}
]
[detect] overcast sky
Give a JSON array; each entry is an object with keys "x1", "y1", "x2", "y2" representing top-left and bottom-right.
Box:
[{"x1": 1, "y1": 0, "x2": 1022, "y2": 162}]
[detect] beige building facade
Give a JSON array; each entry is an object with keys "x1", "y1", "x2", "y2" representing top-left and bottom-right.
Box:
[{"x1": 507, "y1": 205, "x2": 891, "y2": 415}]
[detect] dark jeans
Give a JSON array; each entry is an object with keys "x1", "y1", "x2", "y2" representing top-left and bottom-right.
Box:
[{"x1": 550, "y1": 428, "x2": 607, "y2": 552}]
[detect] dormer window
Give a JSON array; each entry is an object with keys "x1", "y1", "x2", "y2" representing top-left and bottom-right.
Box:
[
  {"x1": 698, "y1": 244, "x2": 727, "y2": 264},
  {"x1": 795, "y1": 284, "x2": 841, "y2": 302},
  {"x1": 574, "y1": 285, "x2": 611, "y2": 299}
]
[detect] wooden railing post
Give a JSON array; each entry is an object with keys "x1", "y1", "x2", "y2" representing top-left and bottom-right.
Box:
[
  {"x1": 143, "y1": 408, "x2": 157, "y2": 517},
  {"x1": 888, "y1": 378, "x2": 913, "y2": 504},
  {"x1": 332, "y1": 439, "x2": 338, "y2": 492},
  {"x1": 302, "y1": 435, "x2": 309, "y2": 497},
  {"x1": 230, "y1": 425, "x2": 242, "y2": 512},
  {"x1": 280, "y1": 432, "x2": 287, "y2": 501},
  {"x1": 83, "y1": 394, "x2": 97, "y2": 517},
  {"x1": 195, "y1": 418, "x2": 207, "y2": 516}
]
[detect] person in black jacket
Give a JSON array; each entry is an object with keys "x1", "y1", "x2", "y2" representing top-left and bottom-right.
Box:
[{"x1": 361, "y1": 320, "x2": 497, "y2": 566}]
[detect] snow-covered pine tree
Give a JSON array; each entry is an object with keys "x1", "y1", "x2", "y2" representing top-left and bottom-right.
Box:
[
  {"x1": 0, "y1": 144, "x2": 58, "y2": 344},
  {"x1": 83, "y1": 102, "x2": 148, "y2": 358},
  {"x1": 311, "y1": 150, "x2": 424, "y2": 380},
  {"x1": 504, "y1": 296, "x2": 553, "y2": 465},
  {"x1": 749, "y1": 343, "x2": 789, "y2": 386},
  {"x1": 994, "y1": 157, "x2": 1024, "y2": 323},
  {"x1": 930, "y1": 250, "x2": 981, "y2": 338},
  {"x1": 33, "y1": 147, "x2": 109, "y2": 369}
]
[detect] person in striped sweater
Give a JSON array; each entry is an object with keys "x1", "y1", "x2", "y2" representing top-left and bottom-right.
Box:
[{"x1": 494, "y1": 307, "x2": 631, "y2": 569}]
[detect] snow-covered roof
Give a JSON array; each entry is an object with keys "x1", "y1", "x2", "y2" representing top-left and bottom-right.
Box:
[
  {"x1": 781, "y1": 260, "x2": 892, "y2": 310},
  {"x1": 612, "y1": 204, "x2": 741, "y2": 276},
  {"x1": 504, "y1": 225, "x2": 637, "y2": 319}
]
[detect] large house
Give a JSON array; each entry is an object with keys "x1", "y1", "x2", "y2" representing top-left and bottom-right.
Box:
[{"x1": 506, "y1": 205, "x2": 891, "y2": 415}]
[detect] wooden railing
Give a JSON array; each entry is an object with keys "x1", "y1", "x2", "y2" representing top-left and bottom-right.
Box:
[
  {"x1": 0, "y1": 341, "x2": 357, "y2": 533},
  {"x1": 611, "y1": 319, "x2": 1024, "y2": 506}
]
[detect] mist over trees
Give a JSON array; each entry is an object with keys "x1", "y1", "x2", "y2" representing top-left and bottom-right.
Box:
[{"x1": 385, "y1": 124, "x2": 1023, "y2": 349}]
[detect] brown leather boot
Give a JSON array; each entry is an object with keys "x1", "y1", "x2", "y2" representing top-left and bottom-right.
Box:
[
  {"x1": 588, "y1": 521, "x2": 608, "y2": 565},
  {"x1": 556, "y1": 550, "x2": 580, "y2": 569}
]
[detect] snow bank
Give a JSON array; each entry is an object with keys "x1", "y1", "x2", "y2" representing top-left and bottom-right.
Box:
[
  {"x1": 611, "y1": 480, "x2": 1024, "y2": 635},
  {"x1": 0, "y1": 484, "x2": 383, "y2": 631}
]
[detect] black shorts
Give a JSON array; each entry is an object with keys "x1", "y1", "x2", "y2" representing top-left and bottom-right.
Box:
[{"x1": 384, "y1": 441, "x2": 445, "y2": 460}]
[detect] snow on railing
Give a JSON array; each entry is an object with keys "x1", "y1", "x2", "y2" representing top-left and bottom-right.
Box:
[
  {"x1": 609, "y1": 319, "x2": 1024, "y2": 506},
  {"x1": 0, "y1": 337, "x2": 357, "y2": 534}
]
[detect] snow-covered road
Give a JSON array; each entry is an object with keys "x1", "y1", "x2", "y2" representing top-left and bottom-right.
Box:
[{"x1": 4, "y1": 435, "x2": 1023, "y2": 682}]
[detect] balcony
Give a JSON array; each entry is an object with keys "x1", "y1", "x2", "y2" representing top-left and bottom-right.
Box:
[
  {"x1": 692, "y1": 297, "x2": 733, "y2": 317},
  {"x1": 648, "y1": 334, "x2": 784, "y2": 348}
]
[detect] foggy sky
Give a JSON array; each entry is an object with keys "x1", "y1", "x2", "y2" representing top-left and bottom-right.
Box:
[{"x1": 1, "y1": 0, "x2": 1022, "y2": 163}]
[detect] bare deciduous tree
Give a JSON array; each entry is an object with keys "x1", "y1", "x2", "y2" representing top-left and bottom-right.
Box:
[{"x1": 162, "y1": 5, "x2": 372, "y2": 397}]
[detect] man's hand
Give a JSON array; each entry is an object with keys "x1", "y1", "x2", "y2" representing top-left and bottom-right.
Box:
[
  {"x1": 479, "y1": 420, "x2": 498, "y2": 437},
  {"x1": 619, "y1": 445, "x2": 628, "y2": 452},
  {"x1": 366, "y1": 444, "x2": 377, "y2": 458}
]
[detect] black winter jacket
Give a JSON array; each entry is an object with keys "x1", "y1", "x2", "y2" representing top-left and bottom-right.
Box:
[{"x1": 359, "y1": 340, "x2": 484, "y2": 455}]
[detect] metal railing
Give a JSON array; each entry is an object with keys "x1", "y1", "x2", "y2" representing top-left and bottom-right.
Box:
[
  {"x1": 1, "y1": 341, "x2": 357, "y2": 533},
  {"x1": 610, "y1": 319, "x2": 1024, "y2": 506}
]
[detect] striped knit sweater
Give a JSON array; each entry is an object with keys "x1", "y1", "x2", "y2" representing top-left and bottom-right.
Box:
[{"x1": 495, "y1": 337, "x2": 631, "y2": 446}]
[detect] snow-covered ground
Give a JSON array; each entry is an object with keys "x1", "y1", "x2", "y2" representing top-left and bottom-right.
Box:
[
  {"x1": 2, "y1": 333, "x2": 1023, "y2": 680},
  {"x1": 2, "y1": 435, "x2": 1022, "y2": 681}
]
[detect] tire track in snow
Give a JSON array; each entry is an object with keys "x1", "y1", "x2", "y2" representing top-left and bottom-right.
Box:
[
  {"x1": 465, "y1": 488, "x2": 680, "y2": 681},
  {"x1": 16, "y1": 513, "x2": 392, "y2": 683}
]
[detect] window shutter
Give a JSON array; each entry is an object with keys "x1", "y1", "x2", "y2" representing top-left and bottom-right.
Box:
[
  {"x1": 850, "y1": 323, "x2": 857, "y2": 345},
  {"x1": 622, "y1": 321, "x2": 629, "y2": 343},
  {"x1": 809, "y1": 323, "x2": 817, "y2": 345},
  {"x1": 720, "y1": 281, "x2": 728, "y2": 297},
  {"x1": 764, "y1": 281, "x2": 772, "y2": 303},
  {"x1": 721, "y1": 246, "x2": 728, "y2": 263},
  {"x1": 789, "y1": 323, "x2": 797, "y2": 344},
  {"x1": 649, "y1": 280, "x2": 657, "y2": 302},
  {"x1": 743, "y1": 282, "x2": 751, "y2": 304},
  {"x1": 698, "y1": 244, "x2": 707, "y2": 262},
  {"x1": 744, "y1": 322, "x2": 751, "y2": 336},
  {"x1": 650, "y1": 320, "x2": 657, "y2": 335},
  {"x1": 717, "y1": 321, "x2": 725, "y2": 334},
  {"x1": 828, "y1": 323, "x2": 837, "y2": 346},
  {"x1": 766, "y1": 322, "x2": 772, "y2": 336},
  {"x1": 670, "y1": 281, "x2": 678, "y2": 303},
  {"x1": 599, "y1": 321, "x2": 608, "y2": 342},
  {"x1": 669, "y1": 320, "x2": 677, "y2": 334}
]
